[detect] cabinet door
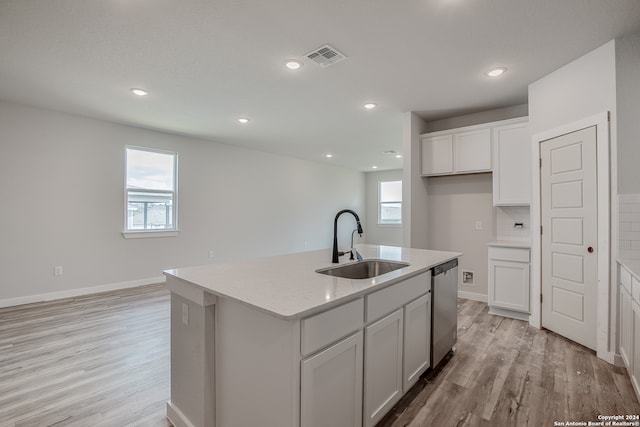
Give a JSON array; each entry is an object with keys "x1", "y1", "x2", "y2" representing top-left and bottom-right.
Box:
[
  {"x1": 488, "y1": 259, "x2": 530, "y2": 313},
  {"x1": 492, "y1": 122, "x2": 531, "y2": 206},
  {"x1": 421, "y1": 135, "x2": 453, "y2": 176},
  {"x1": 364, "y1": 309, "x2": 404, "y2": 427},
  {"x1": 632, "y1": 301, "x2": 640, "y2": 393},
  {"x1": 301, "y1": 331, "x2": 363, "y2": 427},
  {"x1": 453, "y1": 128, "x2": 491, "y2": 173},
  {"x1": 403, "y1": 293, "x2": 431, "y2": 391},
  {"x1": 620, "y1": 286, "x2": 633, "y2": 369}
]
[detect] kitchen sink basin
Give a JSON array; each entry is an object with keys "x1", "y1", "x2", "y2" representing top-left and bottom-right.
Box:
[{"x1": 316, "y1": 259, "x2": 410, "y2": 280}]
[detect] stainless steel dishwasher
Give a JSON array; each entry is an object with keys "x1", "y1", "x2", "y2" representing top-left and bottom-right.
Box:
[{"x1": 431, "y1": 258, "x2": 458, "y2": 368}]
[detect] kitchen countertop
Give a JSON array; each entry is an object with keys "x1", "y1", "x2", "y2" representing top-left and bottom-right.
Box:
[
  {"x1": 487, "y1": 240, "x2": 531, "y2": 249},
  {"x1": 619, "y1": 257, "x2": 640, "y2": 279},
  {"x1": 164, "y1": 244, "x2": 461, "y2": 320}
]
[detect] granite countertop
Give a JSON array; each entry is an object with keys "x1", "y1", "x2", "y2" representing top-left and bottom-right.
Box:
[
  {"x1": 488, "y1": 240, "x2": 532, "y2": 249},
  {"x1": 164, "y1": 244, "x2": 462, "y2": 320},
  {"x1": 619, "y1": 257, "x2": 640, "y2": 279}
]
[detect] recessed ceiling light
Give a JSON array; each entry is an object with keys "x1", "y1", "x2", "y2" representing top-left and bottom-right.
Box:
[
  {"x1": 395, "y1": 154, "x2": 402, "y2": 158},
  {"x1": 285, "y1": 59, "x2": 303, "y2": 70},
  {"x1": 130, "y1": 88, "x2": 149, "y2": 96},
  {"x1": 487, "y1": 67, "x2": 507, "y2": 77},
  {"x1": 237, "y1": 117, "x2": 250, "y2": 124},
  {"x1": 325, "y1": 153, "x2": 333, "y2": 158},
  {"x1": 372, "y1": 165, "x2": 378, "y2": 169},
  {"x1": 364, "y1": 103, "x2": 377, "y2": 110}
]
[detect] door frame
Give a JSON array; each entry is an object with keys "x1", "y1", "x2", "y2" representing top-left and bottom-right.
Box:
[{"x1": 530, "y1": 112, "x2": 612, "y2": 362}]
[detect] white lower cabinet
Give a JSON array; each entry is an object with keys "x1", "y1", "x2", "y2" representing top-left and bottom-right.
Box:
[
  {"x1": 620, "y1": 286, "x2": 632, "y2": 369},
  {"x1": 364, "y1": 309, "x2": 404, "y2": 427},
  {"x1": 403, "y1": 293, "x2": 431, "y2": 391},
  {"x1": 300, "y1": 271, "x2": 433, "y2": 427},
  {"x1": 488, "y1": 246, "x2": 530, "y2": 320},
  {"x1": 301, "y1": 330, "x2": 364, "y2": 427},
  {"x1": 633, "y1": 300, "x2": 640, "y2": 393},
  {"x1": 619, "y1": 261, "x2": 640, "y2": 402}
]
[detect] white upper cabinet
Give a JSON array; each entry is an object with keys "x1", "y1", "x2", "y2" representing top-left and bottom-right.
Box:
[
  {"x1": 421, "y1": 134, "x2": 453, "y2": 175},
  {"x1": 421, "y1": 125, "x2": 491, "y2": 176},
  {"x1": 492, "y1": 120, "x2": 531, "y2": 206},
  {"x1": 421, "y1": 117, "x2": 530, "y2": 206},
  {"x1": 454, "y1": 128, "x2": 491, "y2": 173}
]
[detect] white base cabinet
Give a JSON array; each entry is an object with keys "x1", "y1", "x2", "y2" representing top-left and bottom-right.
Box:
[
  {"x1": 619, "y1": 261, "x2": 640, "y2": 402},
  {"x1": 403, "y1": 293, "x2": 431, "y2": 391},
  {"x1": 301, "y1": 331, "x2": 364, "y2": 427},
  {"x1": 363, "y1": 309, "x2": 404, "y2": 427},
  {"x1": 166, "y1": 268, "x2": 439, "y2": 427},
  {"x1": 488, "y1": 245, "x2": 530, "y2": 320}
]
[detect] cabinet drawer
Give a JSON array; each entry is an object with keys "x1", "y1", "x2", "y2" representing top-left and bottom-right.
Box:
[
  {"x1": 488, "y1": 247, "x2": 530, "y2": 263},
  {"x1": 301, "y1": 298, "x2": 364, "y2": 356},
  {"x1": 366, "y1": 272, "x2": 430, "y2": 323},
  {"x1": 621, "y1": 264, "x2": 632, "y2": 294}
]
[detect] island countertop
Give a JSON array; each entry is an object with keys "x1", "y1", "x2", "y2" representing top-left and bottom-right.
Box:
[{"x1": 164, "y1": 244, "x2": 461, "y2": 320}]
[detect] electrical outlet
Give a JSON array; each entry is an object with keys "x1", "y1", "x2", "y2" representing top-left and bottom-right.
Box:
[
  {"x1": 475, "y1": 221, "x2": 483, "y2": 231},
  {"x1": 208, "y1": 250, "x2": 214, "y2": 258},
  {"x1": 182, "y1": 303, "x2": 189, "y2": 325},
  {"x1": 54, "y1": 266, "x2": 63, "y2": 276}
]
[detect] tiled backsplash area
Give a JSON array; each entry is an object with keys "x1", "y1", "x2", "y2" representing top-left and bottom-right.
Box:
[
  {"x1": 496, "y1": 206, "x2": 530, "y2": 241},
  {"x1": 620, "y1": 194, "x2": 640, "y2": 259}
]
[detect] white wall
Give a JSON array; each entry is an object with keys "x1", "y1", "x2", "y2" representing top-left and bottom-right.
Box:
[
  {"x1": 426, "y1": 174, "x2": 494, "y2": 301},
  {"x1": 616, "y1": 33, "x2": 640, "y2": 195},
  {"x1": 0, "y1": 101, "x2": 365, "y2": 304},
  {"x1": 528, "y1": 40, "x2": 617, "y2": 359},
  {"x1": 402, "y1": 112, "x2": 429, "y2": 249},
  {"x1": 528, "y1": 41, "x2": 617, "y2": 139},
  {"x1": 364, "y1": 169, "x2": 403, "y2": 246}
]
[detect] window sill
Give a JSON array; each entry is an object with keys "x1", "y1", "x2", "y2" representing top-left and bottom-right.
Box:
[
  {"x1": 122, "y1": 230, "x2": 179, "y2": 239},
  {"x1": 377, "y1": 223, "x2": 402, "y2": 228}
]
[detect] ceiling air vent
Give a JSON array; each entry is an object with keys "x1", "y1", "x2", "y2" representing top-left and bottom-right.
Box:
[{"x1": 305, "y1": 44, "x2": 347, "y2": 68}]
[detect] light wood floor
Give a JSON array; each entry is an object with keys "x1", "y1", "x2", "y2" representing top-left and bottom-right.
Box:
[{"x1": 1, "y1": 286, "x2": 638, "y2": 426}]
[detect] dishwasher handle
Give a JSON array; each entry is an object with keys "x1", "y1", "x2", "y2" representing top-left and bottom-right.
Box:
[{"x1": 433, "y1": 258, "x2": 458, "y2": 276}]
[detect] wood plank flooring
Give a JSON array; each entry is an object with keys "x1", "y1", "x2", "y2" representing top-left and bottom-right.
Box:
[
  {"x1": 379, "y1": 298, "x2": 640, "y2": 427},
  {"x1": 1, "y1": 286, "x2": 638, "y2": 426},
  {"x1": 0, "y1": 285, "x2": 171, "y2": 427}
]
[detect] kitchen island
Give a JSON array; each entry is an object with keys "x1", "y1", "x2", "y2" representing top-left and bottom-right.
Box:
[{"x1": 164, "y1": 244, "x2": 461, "y2": 427}]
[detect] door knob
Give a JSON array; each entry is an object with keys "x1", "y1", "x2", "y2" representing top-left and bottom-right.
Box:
[{"x1": 587, "y1": 246, "x2": 594, "y2": 253}]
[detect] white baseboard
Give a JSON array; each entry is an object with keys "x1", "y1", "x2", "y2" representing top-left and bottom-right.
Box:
[
  {"x1": 458, "y1": 290, "x2": 488, "y2": 303},
  {"x1": 0, "y1": 276, "x2": 166, "y2": 308},
  {"x1": 167, "y1": 401, "x2": 196, "y2": 427}
]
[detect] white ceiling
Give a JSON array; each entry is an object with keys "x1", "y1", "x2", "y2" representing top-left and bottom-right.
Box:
[{"x1": 1, "y1": 0, "x2": 639, "y2": 171}]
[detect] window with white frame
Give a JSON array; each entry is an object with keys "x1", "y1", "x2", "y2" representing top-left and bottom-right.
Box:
[
  {"x1": 379, "y1": 180, "x2": 402, "y2": 225},
  {"x1": 125, "y1": 147, "x2": 177, "y2": 233}
]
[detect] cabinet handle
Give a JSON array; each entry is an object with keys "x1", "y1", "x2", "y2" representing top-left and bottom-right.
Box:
[{"x1": 587, "y1": 246, "x2": 594, "y2": 253}]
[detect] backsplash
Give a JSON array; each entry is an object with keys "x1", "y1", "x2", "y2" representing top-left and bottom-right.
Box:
[
  {"x1": 496, "y1": 206, "x2": 530, "y2": 241},
  {"x1": 619, "y1": 194, "x2": 640, "y2": 259}
]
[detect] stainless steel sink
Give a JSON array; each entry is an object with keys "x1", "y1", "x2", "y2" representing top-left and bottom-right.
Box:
[{"x1": 316, "y1": 259, "x2": 410, "y2": 280}]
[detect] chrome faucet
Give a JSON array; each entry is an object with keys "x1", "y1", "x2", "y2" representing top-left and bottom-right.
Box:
[{"x1": 332, "y1": 209, "x2": 363, "y2": 263}]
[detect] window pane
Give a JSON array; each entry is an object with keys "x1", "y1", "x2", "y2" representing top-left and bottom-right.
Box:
[
  {"x1": 380, "y1": 202, "x2": 401, "y2": 224},
  {"x1": 127, "y1": 191, "x2": 173, "y2": 230},
  {"x1": 126, "y1": 148, "x2": 175, "y2": 191},
  {"x1": 380, "y1": 180, "x2": 402, "y2": 202}
]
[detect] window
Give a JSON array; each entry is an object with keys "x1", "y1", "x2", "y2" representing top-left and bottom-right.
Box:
[
  {"x1": 125, "y1": 147, "x2": 177, "y2": 235},
  {"x1": 379, "y1": 180, "x2": 402, "y2": 225}
]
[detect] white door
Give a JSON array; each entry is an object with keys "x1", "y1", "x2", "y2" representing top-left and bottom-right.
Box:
[
  {"x1": 301, "y1": 331, "x2": 363, "y2": 427},
  {"x1": 364, "y1": 309, "x2": 403, "y2": 427},
  {"x1": 540, "y1": 126, "x2": 597, "y2": 350}
]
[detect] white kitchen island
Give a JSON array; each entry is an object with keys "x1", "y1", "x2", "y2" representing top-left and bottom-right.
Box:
[{"x1": 164, "y1": 244, "x2": 461, "y2": 427}]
